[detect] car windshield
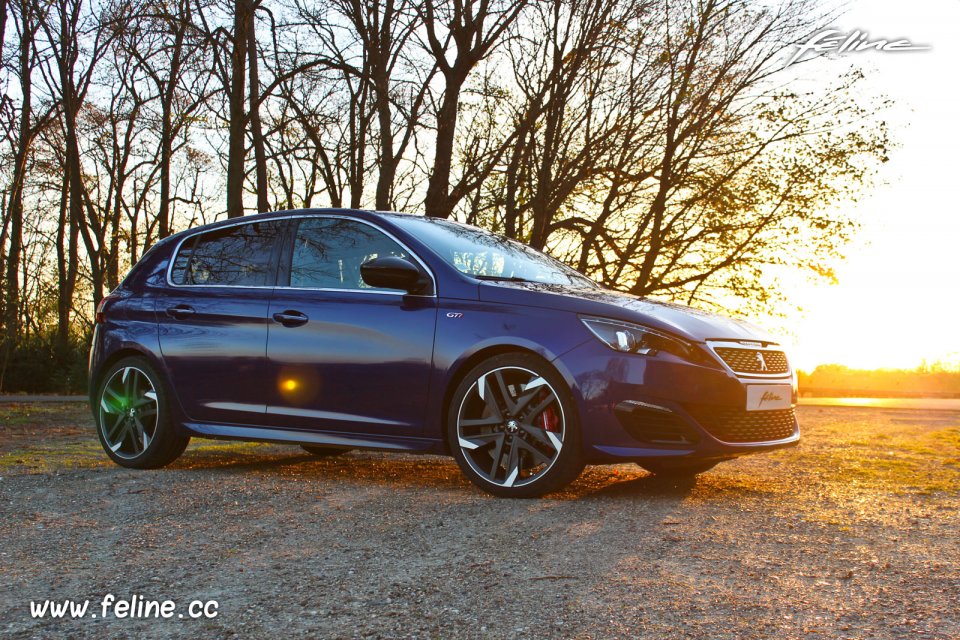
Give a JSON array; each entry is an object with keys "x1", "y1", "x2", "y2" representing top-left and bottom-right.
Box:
[{"x1": 390, "y1": 216, "x2": 598, "y2": 288}]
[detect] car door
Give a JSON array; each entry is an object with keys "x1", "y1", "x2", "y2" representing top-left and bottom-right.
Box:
[
  {"x1": 156, "y1": 219, "x2": 286, "y2": 426},
  {"x1": 265, "y1": 216, "x2": 437, "y2": 436}
]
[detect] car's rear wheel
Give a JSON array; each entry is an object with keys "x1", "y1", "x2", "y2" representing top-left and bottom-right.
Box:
[
  {"x1": 448, "y1": 353, "x2": 584, "y2": 498},
  {"x1": 300, "y1": 445, "x2": 351, "y2": 458},
  {"x1": 638, "y1": 460, "x2": 719, "y2": 477},
  {"x1": 95, "y1": 356, "x2": 189, "y2": 469}
]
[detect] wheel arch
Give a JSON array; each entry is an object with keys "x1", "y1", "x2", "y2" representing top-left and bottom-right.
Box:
[
  {"x1": 438, "y1": 342, "x2": 577, "y2": 452},
  {"x1": 91, "y1": 347, "x2": 152, "y2": 395},
  {"x1": 88, "y1": 346, "x2": 184, "y2": 421}
]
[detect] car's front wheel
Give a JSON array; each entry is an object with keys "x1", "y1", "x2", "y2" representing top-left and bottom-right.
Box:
[
  {"x1": 94, "y1": 356, "x2": 189, "y2": 469},
  {"x1": 448, "y1": 353, "x2": 584, "y2": 498}
]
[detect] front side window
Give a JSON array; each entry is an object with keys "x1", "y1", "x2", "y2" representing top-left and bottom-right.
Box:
[
  {"x1": 289, "y1": 218, "x2": 412, "y2": 290},
  {"x1": 171, "y1": 220, "x2": 284, "y2": 286}
]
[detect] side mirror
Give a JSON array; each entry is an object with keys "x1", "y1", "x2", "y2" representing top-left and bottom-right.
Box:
[{"x1": 360, "y1": 256, "x2": 426, "y2": 293}]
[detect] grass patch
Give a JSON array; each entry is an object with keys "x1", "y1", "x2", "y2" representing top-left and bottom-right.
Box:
[
  {"x1": 930, "y1": 428, "x2": 960, "y2": 447},
  {"x1": 0, "y1": 403, "x2": 90, "y2": 428},
  {"x1": 188, "y1": 441, "x2": 277, "y2": 454},
  {"x1": 0, "y1": 442, "x2": 107, "y2": 471},
  {"x1": 793, "y1": 422, "x2": 960, "y2": 494},
  {"x1": 0, "y1": 435, "x2": 284, "y2": 473}
]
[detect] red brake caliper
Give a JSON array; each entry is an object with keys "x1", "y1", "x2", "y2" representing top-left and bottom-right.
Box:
[{"x1": 538, "y1": 396, "x2": 560, "y2": 433}]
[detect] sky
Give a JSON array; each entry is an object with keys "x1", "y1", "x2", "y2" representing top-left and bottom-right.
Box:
[{"x1": 766, "y1": 0, "x2": 960, "y2": 371}]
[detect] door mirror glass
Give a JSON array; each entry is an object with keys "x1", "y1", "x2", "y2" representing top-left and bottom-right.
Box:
[{"x1": 360, "y1": 256, "x2": 424, "y2": 292}]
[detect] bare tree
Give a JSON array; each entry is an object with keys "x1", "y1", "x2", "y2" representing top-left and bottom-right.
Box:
[
  {"x1": 2, "y1": 0, "x2": 55, "y2": 372},
  {"x1": 608, "y1": 0, "x2": 878, "y2": 309},
  {"x1": 2, "y1": 0, "x2": 33, "y2": 369},
  {"x1": 466, "y1": 0, "x2": 886, "y2": 312},
  {"x1": 331, "y1": 0, "x2": 435, "y2": 210},
  {"x1": 39, "y1": 0, "x2": 119, "y2": 308},
  {"x1": 482, "y1": 0, "x2": 659, "y2": 249},
  {"x1": 418, "y1": 0, "x2": 529, "y2": 219},
  {"x1": 124, "y1": 0, "x2": 212, "y2": 238},
  {"x1": 290, "y1": 0, "x2": 376, "y2": 208}
]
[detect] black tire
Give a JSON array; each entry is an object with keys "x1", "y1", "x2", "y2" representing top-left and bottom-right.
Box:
[
  {"x1": 447, "y1": 352, "x2": 584, "y2": 498},
  {"x1": 638, "y1": 460, "x2": 719, "y2": 477},
  {"x1": 300, "y1": 445, "x2": 351, "y2": 458},
  {"x1": 94, "y1": 356, "x2": 189, "y2": 469}
]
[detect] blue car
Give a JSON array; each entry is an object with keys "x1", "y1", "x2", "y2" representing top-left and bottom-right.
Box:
[{"x1": 89, "y1": 209, "x2": 799, "y2": 497}]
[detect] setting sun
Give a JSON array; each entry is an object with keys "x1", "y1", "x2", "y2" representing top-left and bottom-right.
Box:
[{"x1": 755, "y1": 0, "x2": 960, "y2": 372}]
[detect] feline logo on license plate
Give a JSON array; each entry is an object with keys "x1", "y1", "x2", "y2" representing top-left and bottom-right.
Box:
[{"x1": 746, "y1": 384, "x2": 792, "y2": 411}]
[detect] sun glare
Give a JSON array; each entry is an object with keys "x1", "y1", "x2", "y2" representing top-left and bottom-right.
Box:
[{"x1": 763, "y1": 0, "x2": 960, "y2": 372}]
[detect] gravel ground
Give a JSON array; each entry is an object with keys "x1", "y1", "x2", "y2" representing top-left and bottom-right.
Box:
[{"x1": 1, "y1": 403, "x2": 958, "y2": 639}]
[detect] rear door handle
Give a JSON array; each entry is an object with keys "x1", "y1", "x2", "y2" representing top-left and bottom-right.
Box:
[
  {"x1": 166, "y1": 304, "x2": 196, "y2": 319},
  {"x1": 273, "y1": 310, "x2": 309, "y2": 327}
]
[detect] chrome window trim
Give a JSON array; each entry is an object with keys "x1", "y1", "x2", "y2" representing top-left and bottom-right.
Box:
[
  {"x1": 705, "y1": 339, "x2": 793, "y2": 380},
  {"x1": 165, "y1": 213, "x2": 437, "y2": 297}
]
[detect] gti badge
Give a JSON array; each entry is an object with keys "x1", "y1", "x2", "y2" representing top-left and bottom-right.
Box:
[
  {"x1": 446, "y1": 312, "x2": 463, "y2": 319},
  {"x1": 755, "y1": 352, "x2": 768, "y2": 372}
]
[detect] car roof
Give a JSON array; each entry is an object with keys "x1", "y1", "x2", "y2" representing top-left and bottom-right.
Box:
[{"x1": 163, "y1": 208, "x2": 420, "y2": 242}]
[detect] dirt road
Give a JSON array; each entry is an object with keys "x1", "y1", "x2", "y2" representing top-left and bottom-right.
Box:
[{"x1": 1, "y1": 403, "x2": 958, "y2": 638}]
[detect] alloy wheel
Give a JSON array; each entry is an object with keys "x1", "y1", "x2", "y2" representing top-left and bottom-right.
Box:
[
  {"x1": 456, "y1": 366, "x2": 565, "y2": 488},
  {"x1": 99, "y1": 366, "x2": 159, "y2": 460}
]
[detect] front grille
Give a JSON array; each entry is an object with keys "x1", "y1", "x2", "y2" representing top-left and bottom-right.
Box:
[
  {"x1": 688, "y1": 407, "x2": 797, "y2": 443},
  {"x1": 714, "y1": 347, "x2": 789, "y2": 374},
  {"x1": 614, "y1": 402, "x2": 699, "y2": 445}
]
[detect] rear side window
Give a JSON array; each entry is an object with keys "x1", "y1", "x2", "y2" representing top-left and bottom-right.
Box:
[
  {"x1": 289, "y1": 218, "x2": 411, "y2": 290},
  {"x1": 171, "y1": 221, "x2": 285, "y2": 286}
]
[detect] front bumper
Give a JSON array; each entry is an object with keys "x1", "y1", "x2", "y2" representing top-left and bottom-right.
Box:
[{"x1": 556, "y1": 339, "x2": 800, "y2": 464}]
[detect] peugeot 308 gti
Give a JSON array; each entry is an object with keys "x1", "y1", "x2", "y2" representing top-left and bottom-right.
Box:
[{"x1": 90, "y1": 209, "x2": 799, "y2": 497}]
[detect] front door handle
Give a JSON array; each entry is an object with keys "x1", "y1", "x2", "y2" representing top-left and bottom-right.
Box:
[
  {"x1": 273, "y1": 310, "x2": 309, "y2": 327},
  {"x1": 166, "y1": 304, "x2": 196, "y2": 319}
]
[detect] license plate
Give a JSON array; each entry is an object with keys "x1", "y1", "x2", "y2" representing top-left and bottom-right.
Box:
[{"x1": 746, "y1": 384, "x2": 792, "y2": 411}]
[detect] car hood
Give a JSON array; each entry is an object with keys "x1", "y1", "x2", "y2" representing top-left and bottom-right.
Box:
[{"x1": 477, "y1": 282, "x2": 777, "y2": 344}]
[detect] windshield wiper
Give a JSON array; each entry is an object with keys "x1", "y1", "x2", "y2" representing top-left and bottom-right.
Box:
[{"x1": 473, "y1": 274, "x2": 532, "y2": 283}]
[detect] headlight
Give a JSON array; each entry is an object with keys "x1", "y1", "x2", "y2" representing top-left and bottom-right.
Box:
[{"x1": 580, "y1": 316, "x2": 713, "y2": 365}]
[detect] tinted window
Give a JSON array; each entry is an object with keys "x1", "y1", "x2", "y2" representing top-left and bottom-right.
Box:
[
  {"x1": 171, "y1": 221, "x2": 284, "y2": 286},
  {"x1": 389, "y1": 215, "x2": 597, "y2": 288},
  {"x1": 289, "y1": 218, "x2": 411, "y2": 290}
]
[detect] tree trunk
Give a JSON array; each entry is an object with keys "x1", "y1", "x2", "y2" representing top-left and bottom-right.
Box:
[
  {"x1": 0, "y1": 0, "x2": 8, "y2": 59},
  {"x1": 158, "y1": 95, "x2": 174, "y2": 236},
  {"x1": 370, "y1": 11, "x2": 395, "y2": 212},
  {"x1": 374, "y1": 72, "x2": 395, "y2": 211},
  {"x1": 0, "y1": 196, "x2": 9, "y2": 327},
  {"x1": 4, "y1": 5, "x2": 34, "y2": 351},
  {"x1": 55, "y1": 164, "x2": 72, "y2": 358},
  {"x1": 226, "y1": 0, "x2": 252, "y2": 218},
  {"x1": 157, "y1": 23, "x2": 185, "y2": 238},
  {"x1": 247, "y1": 9, "x2": 269, "y2": 213},
  {"x1": 424, "y1": 79, "x2": 463, "y2": 219}
]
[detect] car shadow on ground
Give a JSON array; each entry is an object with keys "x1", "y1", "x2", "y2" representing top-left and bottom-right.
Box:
[
  {"x1": 582, "y1": 473, "x2": 700, "y2": 499},
  {"x1": 168, "y1": 445, "x2": 714, "y2": 501}
]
